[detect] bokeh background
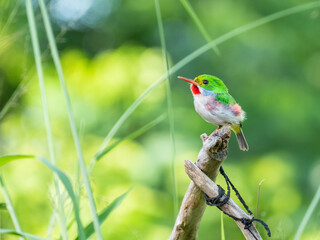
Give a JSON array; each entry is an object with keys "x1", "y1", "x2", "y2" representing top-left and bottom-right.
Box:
[{"x1": 1, "y1": 0, "x2": 320, "y2": 239}]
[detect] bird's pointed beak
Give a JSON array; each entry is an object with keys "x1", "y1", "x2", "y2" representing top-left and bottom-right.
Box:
[{"x1": 178, "y1": 76, "x2": 199, "y2": 86}]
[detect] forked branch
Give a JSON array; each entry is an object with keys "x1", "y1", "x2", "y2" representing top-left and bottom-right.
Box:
[{"x1": 169, "y1": 127, "x2": 262, "y2": 240}]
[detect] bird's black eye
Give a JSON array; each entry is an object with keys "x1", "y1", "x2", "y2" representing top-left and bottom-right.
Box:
[{"x1": 203, "y1": 80, "x2": 209, "y2": 84}]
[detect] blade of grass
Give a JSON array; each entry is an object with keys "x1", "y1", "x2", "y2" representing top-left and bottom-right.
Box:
[
  {"x1": 68, "y1": 116, "x2": 165, "y2": 230},
  {"x1": 154, "y1": 0, "x2": 178, "y2": 217},
  {"x1": 294, "y1": 184, "x2": 320, "y2": 240},
  {"x1": 92, "y1": 114, "x2": 166, "y2": 165},
  {"x1": 94, "y1": 77, "x2": 167, "y2": 161},
  {"x1": 94, "y1": 1, "x2": 320, "y2": 163},
  {"x1": 0, "y1": 176, "x2": 24, "y2": 240},
  {"x1": 75, "y1": 188, "x2": 131, "y2": 240},
  {"x1": 221, "y1": 211, "x2": 225, "y2": 240},
  {"x1": 0, "y1": 229, "x2": 46, "y2": 240},
  {"x1": 180, "y1": 0, "x2": 220, "y2": 55},
  {"x1": 74, "y1": 120, "x2": 86, "y2": 222},
  {"x1": 37, "y1": 0, "x2": 103, "y2": 238},
  {"x1": 0, "y1": 155, "x2": 86, "y2": 240},
  {"x1": 0, "y1": 155, "x2": 32, "y2": 167},
  {"x1": 25, "y1": 1, "x2": 68, "y2": 239},
  {"x1": 46, "y1": 211, "x2": 56, "y2": 240},
  {"x1": 171, "y1": 1, "x2": 320, "y2": 74},
  {"x1": 0, "y1": 29, "x2": 29, "y2": 55},
  {"x1": 77, "y1": 114, "x2": 160, "y2": 226},
  {"x1": 0, "y1": 79, "x2": 28, "y2": 121},
  {"x1": 255, "y1": 179, "x2": 265, "y2": 219},
  {"x1": 0, "y1": 0, "x2": 21, "y2": 37}
]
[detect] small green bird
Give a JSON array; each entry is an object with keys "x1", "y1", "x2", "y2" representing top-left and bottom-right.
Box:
[{"x1": 178, "y1": 74, "x2": 249, "y2": 151}]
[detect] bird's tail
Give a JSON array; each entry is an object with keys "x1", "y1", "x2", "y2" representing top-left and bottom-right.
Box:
[{"x1": 231, "y1": 124, "x2": 249, "y2": 151}]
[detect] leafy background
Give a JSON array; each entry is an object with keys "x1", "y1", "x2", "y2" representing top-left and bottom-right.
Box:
[{"x1": 0, "y1": 0, "x2": 320, "y2": 239}]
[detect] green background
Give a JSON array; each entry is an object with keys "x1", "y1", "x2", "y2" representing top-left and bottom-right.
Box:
[{"x1": 1, "y1": 0, "x2": 320, "y2": 239}]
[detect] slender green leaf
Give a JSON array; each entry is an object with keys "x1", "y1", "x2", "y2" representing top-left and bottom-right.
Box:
[
  {"x1": 255, "y1": 179, "x2": 265, "y2": 218},
  {"x1": 0, "y1": 203, "x2": 6, "y2": 209},
  {"x1": 94, "y1": 77, "x2": 166, "y2": 161},
  {"x1": 0, "y1": 155, "x2": 86, "y2": 240},
  {"x1": 221, "y1": 211, "x2": 225, "y2": 240},
  {"x1": 0, "y1": 79, "x2": 28, "y2": 121},
  {"x1": 154, "y1": 0, "x2": 178, "y2": 217},
  {"x1": 0, "y1": 0, "x2": 21, "y2": 37},
  {"x1": 46, "y1": 212, "x2": 56, "y2": 240},
  {"x1": 37, "y1": 1, "x2": 102, "y2": 238},
  {"x1": 180, "y1": 0, "x2": 220, "y2": 55},
  {"x1": 0, "y1": 229, "x2": 46, "y2": 240},
  {"x1": 0, "y1": 155, "x2": 32, "y2": 167},
  {"x1": 25, "y1": 1, "x2": 68, "y2": 238},
  {"x1": 93, "y1": 114, "x2": 166, "y2": 163},
  {"x1": 294, "y1": 184, "x2": 320, "y2": 240},
  {"x1": 75, "y1": 188, "x2": 131, "y2": 240},
  {"x1": 0, "y1": 176, "x2": 24, "y2": 240},
  {"x1": 35, "y1": 159, "x2": 85, "y2": 240},
  {"x1": 95, "y1": 1, "x2": 320, "y2": 162}
]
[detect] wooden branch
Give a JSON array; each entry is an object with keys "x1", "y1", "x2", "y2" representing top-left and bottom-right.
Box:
[
  {"x1": 184, "y1": 160, "x2": 262, "y2": 240},
  {"x1": 169, "y1": 128, "x2": 262, "y2": 240}
]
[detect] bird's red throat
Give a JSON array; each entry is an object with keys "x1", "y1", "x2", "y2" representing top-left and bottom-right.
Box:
[{"x1": 190, "y1": 84, "x2": 201, "y2": 95}]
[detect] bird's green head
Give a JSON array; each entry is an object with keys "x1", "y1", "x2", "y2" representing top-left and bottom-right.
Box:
[{"x1": 178, "y1": 74, "x2": 228, "y2": 93}]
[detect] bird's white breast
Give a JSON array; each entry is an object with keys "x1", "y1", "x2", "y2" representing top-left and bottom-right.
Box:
[{"x1": 193, "y1": 94, "x2": 245, "y2": 126}]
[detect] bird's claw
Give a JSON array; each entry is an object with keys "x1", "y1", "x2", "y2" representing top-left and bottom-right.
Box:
[{"x1": 200, "y1": 133, "x2": 208, "y2": 143}]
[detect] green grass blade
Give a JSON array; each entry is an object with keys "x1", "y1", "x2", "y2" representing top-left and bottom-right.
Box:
[
  {"x1": 36, "y1": 156, "x2": 85, "y2": 240},
  {"x1": 46, "y1": 212, "x2": 56, "y2": 239},
  {"x1": 37, "y1": 0, "x2": 102, "y2": 238},
  {"x1": 0, "y1": 155, "x2": 32, "y2": 167},
  {"x1": 94, "y1": 77, "x2": 167, "y2": 160},
  {"x1": 0, "y1": 203, "x2": 6, "y2": 209},
  {"x1": 221, "y1": 211, "x2": 225, "y2": 240},
  {"x1": 94, "y1": 2, "x2": 320, "y2": 162},
  {"x1": 180, "y1": 0, "x2": 220, "y2": 55},
  {"x1": 0, "y1": 79, "x2": 28, "y2": 121},
  {"x1": 172, "y1": 1, "x2": 320, "y2": 74},
  {"x1": 75, "y1": 188, "x2": 131, "y2": 240},
  {"x1": 0, "y1": 155, "x2": 86, "y2": 240},
  {"x1": 0, "y1": 0, "x2": 21, "y2": 37},
  {"x1": 0, "y1": 176, "x2": 24, "y2": 240},
  {"x1": 93, "y1": 114, "x2": 166, "y2": 163},
  {"x1": 255, "y1": 179, "x2": 265, "y2": 218},
  {"x1": 154, "y1": 0, "x2": 178, "y2": 217},
  {"x1": 25, "y1": 1, "x2": 68, "y2": 239},
  {"x1": 0, "y1": 229, "x2": 46, "y2": 240},
  {"x1": 294, "y1": 184, "x2": 320, "y2": 240}
]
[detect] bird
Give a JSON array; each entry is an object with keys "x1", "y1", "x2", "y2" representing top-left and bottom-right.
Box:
[{"x1": 178, "y1": 74, "x2": 249, "y2": 151}]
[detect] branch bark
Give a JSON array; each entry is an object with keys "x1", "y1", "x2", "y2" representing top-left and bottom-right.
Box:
[{"x1": 169, "y1": 127, "x2": 262, "y2": 240}]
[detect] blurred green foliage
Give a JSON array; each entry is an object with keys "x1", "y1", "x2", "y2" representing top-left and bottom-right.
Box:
[{"x1": 1, "y1": 0, "x2": 320, "y2": 239}]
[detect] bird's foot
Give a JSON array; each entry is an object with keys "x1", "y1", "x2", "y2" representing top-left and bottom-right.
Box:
[
  {"x1": 201, "y1": 130, "x2": 216, "y2": 143},
  {"x1": 200, "y1": 133, "x2": 208, "y2": 143},
  {"x1": 201, "y1": 126, "x2": 229, "y2": 144}
]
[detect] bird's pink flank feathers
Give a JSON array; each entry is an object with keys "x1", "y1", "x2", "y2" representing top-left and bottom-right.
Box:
[{"x1": 231, "y1": 104, "x2": 242, "y2": 116}]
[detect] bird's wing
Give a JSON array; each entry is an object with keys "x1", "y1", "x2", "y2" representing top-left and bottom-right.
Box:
[
  {"x1": 214, "y1": 93, "x2": 245, "y2": 120},
  {"x1": 215, "y1": 92, "x2": 237, "y2": 105}
]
